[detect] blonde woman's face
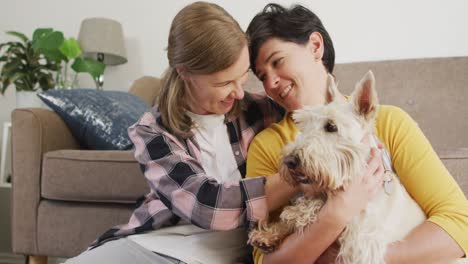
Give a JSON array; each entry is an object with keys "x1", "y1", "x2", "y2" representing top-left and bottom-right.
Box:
[{"x1": 185, "y1": 45, "x2": 250, "y2": 115}]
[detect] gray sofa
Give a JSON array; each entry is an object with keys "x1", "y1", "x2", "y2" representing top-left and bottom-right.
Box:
[{"x1": 11, "y1": 57, "x2": 468, "y2": 263}]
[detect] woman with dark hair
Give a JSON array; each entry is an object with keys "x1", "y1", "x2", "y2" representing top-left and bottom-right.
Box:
[
  {"x1": 248, "y1": 4, "x2": 335, "y2": 76},
  {"x1": 246, "y1": 3, "x2": 468, "y2": 264}
]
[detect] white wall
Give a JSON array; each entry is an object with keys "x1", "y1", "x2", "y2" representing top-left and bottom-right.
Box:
[{"x1": 0, "y1": 0, "x2": 467, "y2": 126}]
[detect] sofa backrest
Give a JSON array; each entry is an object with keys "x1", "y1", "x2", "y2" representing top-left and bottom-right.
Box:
[
  {"x1": 333, "y1": 57, "x2": 468, "y2": 150},
  {"x1": 128, "y1": 76, "x2": 161, "y2": 106}
]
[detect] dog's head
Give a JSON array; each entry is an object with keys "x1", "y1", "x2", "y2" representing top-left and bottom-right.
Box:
[{"x1": 280, "y1": 71, "x2": 379, "y2": 192}]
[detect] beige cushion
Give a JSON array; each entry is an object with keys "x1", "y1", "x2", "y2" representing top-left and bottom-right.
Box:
[
  {"x1": 41, "y1": 150, "x2": 149, "y2": 203},
  {"x1": 37, "y1": 201, "x2": 135, "y2": 257}
]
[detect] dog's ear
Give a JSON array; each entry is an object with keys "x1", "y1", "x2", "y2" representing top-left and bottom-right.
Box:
[
  {"x1": 351, "y1": 70, "x2": 379, "y2": 121},
  {"x1": 292, "y1": 107, "x2": 315, "y2": 131},
  {"x1": 325, "y1": 74, "x2": 339, "y2": 104}
]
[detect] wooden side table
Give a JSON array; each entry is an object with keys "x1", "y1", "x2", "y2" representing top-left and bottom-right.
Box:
[{"x1": 0, "y1": 122, "x2": 12, "y2": 187}]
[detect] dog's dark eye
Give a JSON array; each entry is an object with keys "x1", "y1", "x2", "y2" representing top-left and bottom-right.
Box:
[{"x1": 324, "y1": 120, "x2": 338, "y2": 132}]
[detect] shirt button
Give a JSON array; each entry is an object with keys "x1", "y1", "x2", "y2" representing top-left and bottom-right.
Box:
[{"x1": 235, "y1": 151, "x2": 240, "y2": 156}]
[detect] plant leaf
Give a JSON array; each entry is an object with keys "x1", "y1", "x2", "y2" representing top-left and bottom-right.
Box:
[
  {"x1": 32, "y1": 28, "x2": 68, "y2": 62},
  {"x1": 3, "y1": 60, "x2": 23, "y2": 76},
  {"x1": 1, "y1": 77, "x2": 11, "y2": 95},
  {"x1": 7, "y1": 47, "x2": 28, "y2": 61},
  {"x1": 6, "y1": 31, "x2": 29, "y2": 42},
  {"x1": 2, "y1": 41, "x2": 26, "y2": 52},
  {"x1": 59, "y1": 37, "x2": 81, "y2": 60},
  {"x1": 71, "y1": 57, "x2": 105, "y2": 79},
  {"x1": 32, "y1": 30, "x2": 64, "y2": 57},
  {"x1": 38, "y1": 73, "x2": 55, "y2": 90},
  {"x1": 32, "y1": 28, "x2": 53, "y2": 44},
  {"x1": 34, "y1": 64, "x2": 58, "y2": 72},
  {"x1": 41, "y1": 49, "x2": 66, "y2": 62},
  {"x1": 45, "y1": 62, "x2": 61, "y2": 71},
  {"x1": 9, "y1": 72, "x2": 26, "y2": 83},
  {"x1": 15, "y1": 81, "x2": 28, "y2": 92}
]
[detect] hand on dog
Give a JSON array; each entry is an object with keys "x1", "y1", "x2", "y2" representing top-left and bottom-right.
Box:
[
  {"x1": 315, "y1": 241, "x2": 340, "y2": 264},
  {"x1": 325, "y1": 146, "x2": 385, "y2": 224},
  {"x1": 299, "y1": 183, "x2": 322, "y2": 198}
]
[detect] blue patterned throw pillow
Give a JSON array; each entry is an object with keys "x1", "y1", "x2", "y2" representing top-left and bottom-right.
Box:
[{"x1": 38, "y1": 89, "x2": 150, "y2": 150}]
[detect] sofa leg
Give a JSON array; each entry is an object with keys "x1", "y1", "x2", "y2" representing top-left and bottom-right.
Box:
[{"x1": 27, "y1": 255, "x2": 48, "y2": 264}]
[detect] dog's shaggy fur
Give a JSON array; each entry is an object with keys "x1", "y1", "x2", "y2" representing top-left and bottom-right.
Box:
[{"x1": 248, "y1": 72, "x2": 464, "y2": 263}]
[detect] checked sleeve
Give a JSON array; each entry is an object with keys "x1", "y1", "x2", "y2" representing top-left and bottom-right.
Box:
[{"x1": 128, "y1": 112, "x2": 269, "y2": 230}]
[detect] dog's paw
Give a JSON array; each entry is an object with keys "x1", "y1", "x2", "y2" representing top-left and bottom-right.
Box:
[
  {"x1": 249, "y1": 237, "x2": 281, "y2": 253},
  {"x1": 248, "y1": 230, "x2": 281, "y2": 253},
  {"x1": 253, "y1": 241, "x2": 280, "y2": 254}
]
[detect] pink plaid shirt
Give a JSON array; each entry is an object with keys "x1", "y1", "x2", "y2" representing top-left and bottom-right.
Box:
[{"x1": 90, "y1": 92, "x2": 284, "y2": 248}]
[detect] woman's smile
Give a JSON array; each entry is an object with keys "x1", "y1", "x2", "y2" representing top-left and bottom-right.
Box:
[{"x1": 280, "y1": 84, "x2": 293, "y2": 99}]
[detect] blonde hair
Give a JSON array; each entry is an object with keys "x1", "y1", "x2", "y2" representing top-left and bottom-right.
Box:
[{"x1": 158, "y1": 1, "x2": 247, "y2": 139}]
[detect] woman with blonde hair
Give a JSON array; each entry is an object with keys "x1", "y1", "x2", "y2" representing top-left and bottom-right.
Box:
[{"x1": 65, "y1": 2, "x2": 290, "y2": 263}]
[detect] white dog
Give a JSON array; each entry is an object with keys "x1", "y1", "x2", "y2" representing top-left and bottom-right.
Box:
[{"x1": 248, "y1": 71, "x2": 465, "y2": 263}]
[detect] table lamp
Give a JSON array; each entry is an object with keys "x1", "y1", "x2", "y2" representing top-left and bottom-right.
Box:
[{"x1": 78, "y1": 17, "x2": 127, "y2": 90}]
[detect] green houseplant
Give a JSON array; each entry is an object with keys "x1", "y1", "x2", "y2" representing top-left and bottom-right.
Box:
[
  {"x1": 32, "y1": 28, "x2": 105, "y2": 89},
  {"x1": 0, "y1": 28, "x2": 106, "y2": 95},
  {"x1": 0, "y1": 31, "x2": 57, "y2": 94}
]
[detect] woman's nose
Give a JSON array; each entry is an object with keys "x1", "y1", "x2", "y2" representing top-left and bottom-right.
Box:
[
  {"x1": 231, "y1": 82, "x2": 244, "y2": 99},
  {"x1": 265, "y1": 74, "x2": 280, "y2": 90}
]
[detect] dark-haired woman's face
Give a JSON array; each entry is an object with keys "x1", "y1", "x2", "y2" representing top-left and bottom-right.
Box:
[{"x1": 254, "y1": 37, "x2": 328, "y2": 111}]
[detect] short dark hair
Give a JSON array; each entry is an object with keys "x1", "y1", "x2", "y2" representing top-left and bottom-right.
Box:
[{"x1": 246, "y1": 3, "x2": 335, "y2": 75}]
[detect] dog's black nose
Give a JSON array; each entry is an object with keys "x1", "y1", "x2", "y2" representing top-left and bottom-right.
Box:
[{"x1": 283, "y1": 155, "x2": 299, "y2": 169}]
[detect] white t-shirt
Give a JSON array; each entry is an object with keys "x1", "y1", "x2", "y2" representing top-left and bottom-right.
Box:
[
  {"x1": 128, "y1": 112, "x2": 247, "y2": 264},
  {"x1": 188, "y1": 111, "x2": 242, "y2": 183}
]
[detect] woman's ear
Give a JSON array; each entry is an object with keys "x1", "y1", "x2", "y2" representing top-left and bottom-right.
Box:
[
  {"x1": 307, "y1": 32, "x2": 324, "y2": 61},
  {"x1": 176, "y1": 66, "x2": 188, "y2": 80}
]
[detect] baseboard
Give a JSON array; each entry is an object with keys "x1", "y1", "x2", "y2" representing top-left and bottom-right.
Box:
[{"x1": 0, "y1": 252, "x2": 24, "y2": 264}]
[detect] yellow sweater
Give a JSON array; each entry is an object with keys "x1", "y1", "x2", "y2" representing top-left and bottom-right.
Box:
[{"x1": 246, "y1": 105, "x2": 468, "y2": 263}]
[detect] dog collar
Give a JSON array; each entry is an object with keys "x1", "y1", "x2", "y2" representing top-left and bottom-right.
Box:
[
  {"x1": 383, "y1": 171, "x2": 394, "y2": 195},
  {"x1": 373, "y1": 135, "x2": 395, "y2": 195}
]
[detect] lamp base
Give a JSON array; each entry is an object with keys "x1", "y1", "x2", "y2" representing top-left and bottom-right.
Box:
[
  {"x1": 95, "y1": 75, "x2": 104, "y2": 90},
  {"x1": 94, "y1": 53, "x2": 105, "y2": 90}
]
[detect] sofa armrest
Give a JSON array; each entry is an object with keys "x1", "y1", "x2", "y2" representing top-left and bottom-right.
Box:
[
  {"x1": 438, "y1": 148, "x2": 468, "y2": 197},
  {"x1": 11, "y1": 108, "x2": 81, "y2": 255}
]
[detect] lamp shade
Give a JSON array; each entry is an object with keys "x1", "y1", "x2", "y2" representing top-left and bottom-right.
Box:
[{"x1": 78, "y1": 17, "x2": 127, "y2": 65}]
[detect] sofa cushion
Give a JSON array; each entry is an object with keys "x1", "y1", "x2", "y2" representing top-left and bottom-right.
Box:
[
  {"x1": 38, "y1": 89, "x2": 150, "y2": 150},
  {"x1": 41, "y1": 150, "x2": 149, "y2": 203},
  {"x1": 37, "y1": 201, "x2": 135, "y2": 257}
]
